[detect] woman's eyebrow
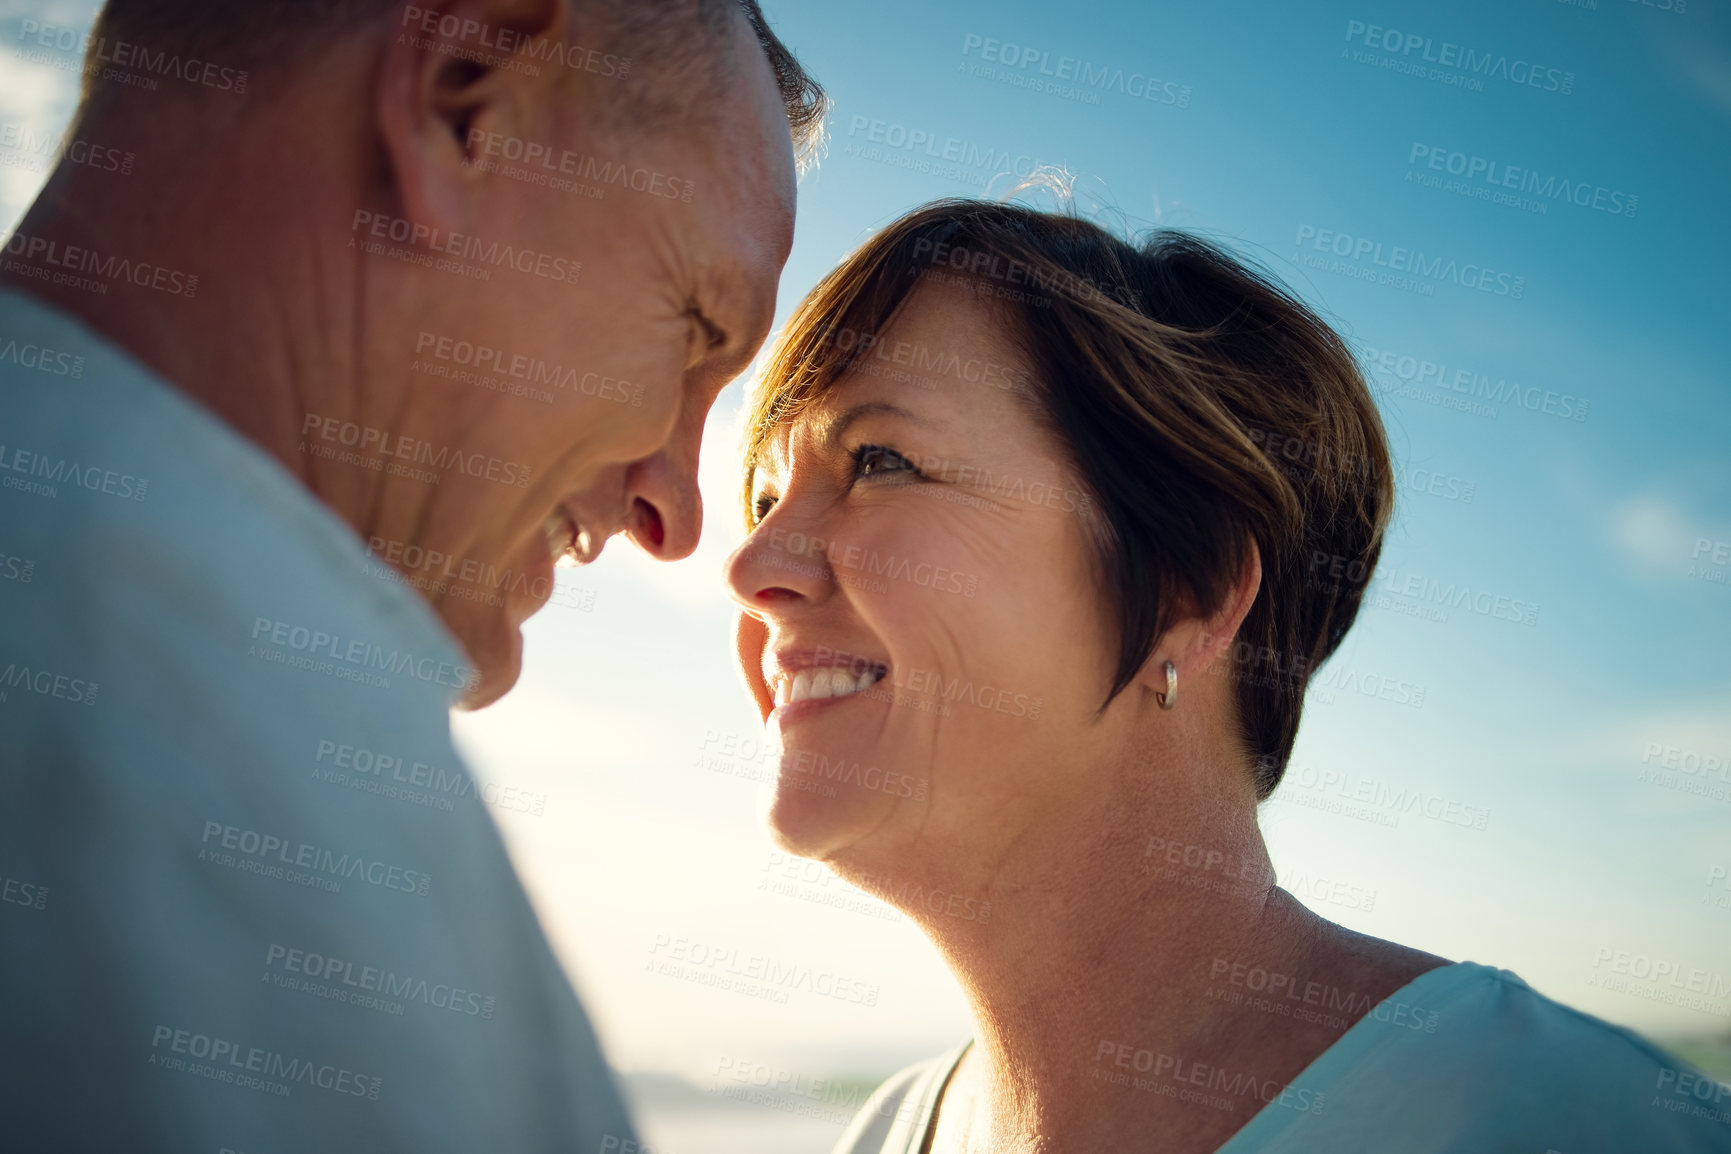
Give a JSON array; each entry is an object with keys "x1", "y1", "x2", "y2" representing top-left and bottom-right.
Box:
[{"x1": 815, "y1": 401, "x2": 922, "y2": 450}]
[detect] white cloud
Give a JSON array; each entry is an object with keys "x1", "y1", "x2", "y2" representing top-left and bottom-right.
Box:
[{"x1": 1606, "y1": 492, "x2": 1730, "y2": 575}]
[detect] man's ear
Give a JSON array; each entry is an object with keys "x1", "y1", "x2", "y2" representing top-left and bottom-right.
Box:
[
  {"x1": 1133, "y1": 537, "x2": 1263, "y2": 694},
  {"x1": 374, "y1": 0, "x2": 567, "y2": 234}
]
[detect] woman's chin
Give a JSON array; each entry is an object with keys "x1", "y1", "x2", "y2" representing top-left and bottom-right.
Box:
[{"x1": 761, "y1": 774, "x2": 888, "y2": 861}]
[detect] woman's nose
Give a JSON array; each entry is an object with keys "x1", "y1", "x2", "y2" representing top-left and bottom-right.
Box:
[{"x1": 724, "y1": 510, "x2": 838, "y2": 615}]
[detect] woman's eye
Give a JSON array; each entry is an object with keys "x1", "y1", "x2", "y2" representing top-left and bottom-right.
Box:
[
  {"x1": 752, "y1": 493, "x2": 778, "y2": 524},
  {"x1": 851, "y1": 443, "x2": 918, "y2": 480}
]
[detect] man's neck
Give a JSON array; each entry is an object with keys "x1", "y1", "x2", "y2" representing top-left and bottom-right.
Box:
[{"x1": 1, "y1": 86, "x2": 418, "y2": 550}]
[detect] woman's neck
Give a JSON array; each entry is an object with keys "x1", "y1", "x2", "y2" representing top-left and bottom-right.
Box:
[{"x1": 896, "y1": 776, "x2": 1439, "y2": 1154}]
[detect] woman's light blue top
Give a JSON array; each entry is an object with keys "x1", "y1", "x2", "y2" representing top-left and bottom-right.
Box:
[{"x1": 831, "y1": 962, "x2": 1731, "y2": 1152}]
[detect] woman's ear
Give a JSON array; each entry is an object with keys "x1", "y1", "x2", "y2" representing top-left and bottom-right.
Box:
[{"x1": 1134, "y1": 538, "x2": 1263, "y2": 694}]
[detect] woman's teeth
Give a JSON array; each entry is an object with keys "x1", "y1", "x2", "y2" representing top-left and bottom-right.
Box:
[{"x1": 778, "y1": 666, "x2": 885, "y2": 705}]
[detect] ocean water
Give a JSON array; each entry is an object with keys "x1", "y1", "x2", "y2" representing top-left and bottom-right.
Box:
[
  {"x1": 635, "y1": 1103, "x2": 847, "y2": 1154},
  {"x1": 624, "y1": 1073, "x2": 860, "y2": 1154}
]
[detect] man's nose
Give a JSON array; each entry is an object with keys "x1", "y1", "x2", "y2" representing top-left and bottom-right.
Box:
[
  {"x1": 621, "y1": 446, "x2": 700, "y2": 560},
  {"x1": 623, "y1": 379, "x2": 720, "y2": 559}
]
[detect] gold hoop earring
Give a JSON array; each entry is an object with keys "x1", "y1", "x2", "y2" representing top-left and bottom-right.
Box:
[{"x1": 1157, "y1": 661, "x2": 1177, "y2": 710}]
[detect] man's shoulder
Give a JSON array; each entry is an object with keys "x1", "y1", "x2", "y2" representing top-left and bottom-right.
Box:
[{"x1": 0, "y1": 291, "x2": 469, "y2": 726}]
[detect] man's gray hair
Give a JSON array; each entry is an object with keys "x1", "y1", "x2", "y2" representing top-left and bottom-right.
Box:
[{"x1": 85, "y1": 0, "x2": 828, "y2": 165}]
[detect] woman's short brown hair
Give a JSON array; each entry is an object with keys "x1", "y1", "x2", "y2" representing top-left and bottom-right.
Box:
[{"x1": 743, "y1": 199, "x2": 1393, "y2": 800}]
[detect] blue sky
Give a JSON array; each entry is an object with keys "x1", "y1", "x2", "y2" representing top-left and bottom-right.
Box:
[{"x1": 3, "y1": 0, "x2": 1728, "y2": 1102}]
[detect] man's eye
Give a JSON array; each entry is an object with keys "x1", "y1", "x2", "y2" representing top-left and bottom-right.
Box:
[
  {"x1": 691, "y1": 308, "x2": 726, "y2": 350},
  {"x1": 851, "y1": 443, "x2": 918, "y2": 480}
]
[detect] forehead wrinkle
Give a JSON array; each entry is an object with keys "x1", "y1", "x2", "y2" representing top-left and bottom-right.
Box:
[{"x1": 812, "y1": 400, "x2": 916, "y2": 452}]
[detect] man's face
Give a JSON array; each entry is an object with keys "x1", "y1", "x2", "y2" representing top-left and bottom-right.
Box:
[{"x1": 383, "y1": 13, "x2": 797, "y2": 707}]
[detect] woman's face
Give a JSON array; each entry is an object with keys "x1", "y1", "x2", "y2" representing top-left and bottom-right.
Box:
[{"x1": 726, "y1": 280, "x2": 1130, "y2": 879}]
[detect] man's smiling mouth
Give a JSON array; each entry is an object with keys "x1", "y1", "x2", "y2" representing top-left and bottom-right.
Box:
[{"x1": 543, "y1": 508, "x2": 601, "y2": 566}]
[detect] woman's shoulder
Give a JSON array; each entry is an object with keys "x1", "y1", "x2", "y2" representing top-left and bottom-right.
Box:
[
  {"x1": 1246, "y1": 961, "x2": 1731, "y2": 1151},
  {"x1": 828, "y1": 1042, "x2": 971, "y2": 1154},
  {"x1": 1408, "y1": 961, "x2": 1693, "y2": 1068}
]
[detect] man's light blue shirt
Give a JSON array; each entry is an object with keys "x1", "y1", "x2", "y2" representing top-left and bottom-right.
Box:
[{"x1": 0, "y1": 290, "x2": 636, "y2": 1151}]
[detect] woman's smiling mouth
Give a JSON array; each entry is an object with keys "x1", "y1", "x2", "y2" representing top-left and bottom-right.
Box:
[{"x1": 773, "y1": 664, "x2": 887, "y2": 705}]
